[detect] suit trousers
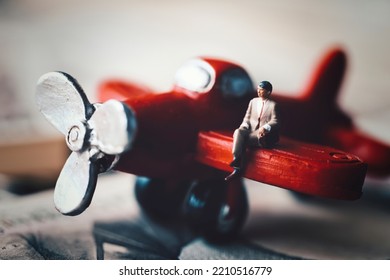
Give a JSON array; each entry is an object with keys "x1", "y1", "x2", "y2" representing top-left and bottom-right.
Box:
[{"x1": 232, "y1": 127, "x2": 262, "y2": 160}]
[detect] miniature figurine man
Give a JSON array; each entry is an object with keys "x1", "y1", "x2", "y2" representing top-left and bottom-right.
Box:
[{"x1": 225, "y1": 81, "x2": 280, "y2": 181}]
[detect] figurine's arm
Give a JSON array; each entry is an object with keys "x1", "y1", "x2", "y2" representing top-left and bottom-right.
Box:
[
  {"x1": 259, "y1": 102, "x2": 280, "y2": 137},
  {"x1": 266, "y1": 102, "x2": 280, "y2": 130}
]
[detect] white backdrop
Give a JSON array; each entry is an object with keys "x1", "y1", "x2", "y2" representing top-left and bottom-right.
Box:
[
  {"x1": 1, "y1": 0, "x2": 389, "y2": 143},
  {"x1": 1, "y1": 0, "x2": 390, "y2": 260}
]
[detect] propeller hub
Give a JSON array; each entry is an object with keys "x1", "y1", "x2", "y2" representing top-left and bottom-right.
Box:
[{"x1": 66, "y1": 122, "x2": 87, "y2": 152}]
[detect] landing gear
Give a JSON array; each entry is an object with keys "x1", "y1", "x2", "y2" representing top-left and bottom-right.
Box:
[
  {"x1": 135, "y1": 176, "x2": 249, "y2": 240},
  {"x1": 134, "y1": 176, "x2": 191, "y2": 220},
  {"x1": 182, "y1": 177, "x2": 249, "y2": 241}
]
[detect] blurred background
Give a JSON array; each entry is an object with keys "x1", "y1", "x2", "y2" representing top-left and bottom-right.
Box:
[{"x1": 0, "y1": 0, "x2": 390, "y2": 259}]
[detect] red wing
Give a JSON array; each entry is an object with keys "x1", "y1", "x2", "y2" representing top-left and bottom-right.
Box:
[
  {"x1": 97, "y1": 80, "x2": 154, "y2": 103},
  {"x1": 196, "y1": 131, "x2": 367, "y2": 200}
]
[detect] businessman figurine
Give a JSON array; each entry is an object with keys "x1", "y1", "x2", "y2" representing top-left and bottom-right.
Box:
[{"x1": 225, "y1": 81, "x2": 280, "y2": 181}]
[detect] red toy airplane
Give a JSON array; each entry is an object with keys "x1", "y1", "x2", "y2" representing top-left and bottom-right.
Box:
[
  {"x1": 271, "y1": 48, "x2": 390, "y2": 178},
  {"x1": 36, "y1": 48, "x2": 373, "y2": 239}
]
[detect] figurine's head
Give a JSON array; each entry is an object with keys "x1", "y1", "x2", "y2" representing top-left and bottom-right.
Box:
[{"x1": 257, "y1": 81, "x2": 272, "y2": 99}]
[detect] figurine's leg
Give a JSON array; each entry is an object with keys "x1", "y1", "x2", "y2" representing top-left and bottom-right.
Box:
[
  {"x1": 182, "y1": 176, "x2": 248, "y2": 241},
  {"x1": 231, "y1": 128, "x2": 250, "y2": 166},
  {"x1": 135, "y1": 176, "x2": 192, "y2": 221},
  {"x1": 226, "y1": 128, "x2": 250, "y2": 180},
  {"x1": 248, "y1": 130, "x2": 260, "y2": 146}
]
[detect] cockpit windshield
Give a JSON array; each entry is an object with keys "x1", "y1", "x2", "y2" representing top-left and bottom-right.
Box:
[
  {"x1": 219, "y1": 68, "x2": 253, "y2": 99},
  {"x1": 174, "y1": 59, "x2": 215, "y2": 94}
]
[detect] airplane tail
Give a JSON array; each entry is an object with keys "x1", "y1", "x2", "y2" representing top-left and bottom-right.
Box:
[
  {"x1": 284, "y1": 48, "x2": 390, "y2": 177},
  {"x1": 302, "y1": 48, "x2": 347, "y2": 106},
  {"x1": 303, "y1": 47, "x2": 352, "y2": 127},
  {"x1": 274, "y1": 48, "x2": 352, "y2": 142}
]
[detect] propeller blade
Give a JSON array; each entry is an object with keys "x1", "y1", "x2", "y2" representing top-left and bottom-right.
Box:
[
  {"x1": 89, "y1": 100, "x2": 137, "y2": 155},
  {"x1": 36, "y1": 72, "x2": 137, "y2": 216},
  {"x1": 35, "y1": 71, "x2": 95, "y2": 135},
  {"x1": 54, "y1": 151, "x2": 99, "y2": 215}
]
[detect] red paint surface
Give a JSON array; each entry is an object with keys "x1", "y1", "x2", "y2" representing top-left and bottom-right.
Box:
[
  {"x1": 272, "y1": 48, "x2": 390, "y2": 177},
  {"x1": 196, "y1": 131, "x2": 366, "y2": 200},
  {"x1": 96, "y1": 51, "x2": 372, "y2": 200}
]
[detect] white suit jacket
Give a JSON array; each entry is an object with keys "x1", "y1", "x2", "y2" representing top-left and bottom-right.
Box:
[{"x1": 239, "y1": 97, "x2": 280, "y2": 144}]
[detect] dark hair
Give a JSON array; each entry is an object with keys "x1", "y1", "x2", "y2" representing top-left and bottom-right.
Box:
[{"x1": 258, "y1": 81, "x2": 272, "y2": 93}]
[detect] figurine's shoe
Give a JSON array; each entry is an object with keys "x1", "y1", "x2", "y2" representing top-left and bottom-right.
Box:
[
  {"x1": 229, "y1": 157, "x2": 242, "y2": 169},
  {"x1": 225, "y1": 168, "x2": 241, "y2": 181}
]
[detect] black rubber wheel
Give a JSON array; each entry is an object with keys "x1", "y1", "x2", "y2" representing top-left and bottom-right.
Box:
[
  {"x1": 134, "y1": 176, "x2": 192, "y2": 221},
  {"x1": 182, "y1": 177, "x2": 249, "y2": 241}
]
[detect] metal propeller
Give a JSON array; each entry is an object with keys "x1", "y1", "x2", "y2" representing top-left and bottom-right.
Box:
[{"x1": 36, "y1": 72, "x2": 137, "y2": 215}]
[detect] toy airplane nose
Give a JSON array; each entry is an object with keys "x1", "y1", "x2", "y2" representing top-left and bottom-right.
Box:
[{"x1": 36, "y1": 72, "x2": 137, "y2": 215}]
